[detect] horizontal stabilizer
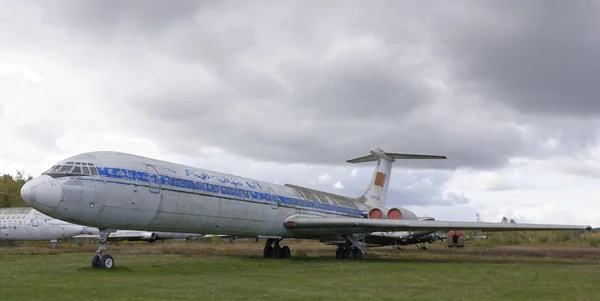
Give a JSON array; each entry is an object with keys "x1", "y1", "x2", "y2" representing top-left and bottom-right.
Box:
[
  {"x1": 346, "y1": 148, "x2": 446, "y2": 164},
  {"x1": 284, "y1": 217, "x2": 592, "y2": 233}
]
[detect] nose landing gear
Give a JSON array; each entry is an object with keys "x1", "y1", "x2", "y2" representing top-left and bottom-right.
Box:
[{"x1": 92, "y1": 228, "x2": 115, "y2": 269}]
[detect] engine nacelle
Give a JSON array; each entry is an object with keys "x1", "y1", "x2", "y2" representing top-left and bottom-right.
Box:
[
  {"x1": 386, "y1": 208, "x2": 403, "y2": 220},
  {"x1": 140, "y1": 232, "x2": 157, "y2": 242},
  {"x1": 368, "y1": 208, "x2": 387, "y2": 219}
]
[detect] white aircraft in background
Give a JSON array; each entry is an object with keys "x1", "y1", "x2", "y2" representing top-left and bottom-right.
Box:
[
  {"x1": 0, "y1": 207, "x2": 90, "y2": 246},
  {"x1": 0, "y1": 207, "x2": 203, "y2": 246},
  {"x1": 20, "y1": 148, "x2": 592, "y2": 269},
  {"x1": 74, "y1": 229, "x2": 204, "y2": 243}
]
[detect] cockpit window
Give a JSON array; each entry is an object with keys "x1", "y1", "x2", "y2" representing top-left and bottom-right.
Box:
[
  {"x1": 58, "y1": 165, "x2": 73, "y2": 172},
  {"x1": 42, "y1": 161, "x2": 100, "y2": 178}
]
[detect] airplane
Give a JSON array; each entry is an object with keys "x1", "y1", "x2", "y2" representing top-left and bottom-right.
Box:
[
  {"x1": 322, "y1": 217, "x2": 449, "y2": 251},
  {"x1": 73, "y1": 229, "x2": 204, "y2": 243},
  {"x1": 0, "y1": 207, "x2": 203, "y2": 246},
  {"x1": 0, "y1": 207, "x2": 91, "y2": 246},
  {"x1": 20, "y1": 148, "x2": 592, "y2": 269}
]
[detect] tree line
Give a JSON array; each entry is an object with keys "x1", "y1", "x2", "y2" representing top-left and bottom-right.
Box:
[{"x1": 0, "y1": 171, "x2": 32, "y2": 208}]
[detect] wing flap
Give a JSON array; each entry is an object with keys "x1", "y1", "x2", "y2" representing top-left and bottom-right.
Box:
[{"x1": 284, "y1": 217, "x2": 591, "y2": 232}]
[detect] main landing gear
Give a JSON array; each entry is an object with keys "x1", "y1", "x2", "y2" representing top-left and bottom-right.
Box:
[
  {"x1": 335, "y1": 235, "x2": 364, "y2": 260},
  {"x1": 335, "y1": 243, "x2": 363, "y2": 260},
  {"x1": 263, "y1": 238, "x2": 291, "y2": 259},
  {"x1": 92, "y1": 228, "x2": 115, "y2": 269},
  {"x1": 417, "y1": 242, "x2": 428, "y2": 251}
]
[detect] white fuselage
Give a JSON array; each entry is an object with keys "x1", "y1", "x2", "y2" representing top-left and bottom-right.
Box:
[
  {"x1": 0, "y1": 207, "x2": 205, "y2": 242},
  {"x1": 0, "y1": 207, "x2": 87, "y2": 241},
  {"x1": 21, "y1": 151, "x2": 420, "y2": 241}
]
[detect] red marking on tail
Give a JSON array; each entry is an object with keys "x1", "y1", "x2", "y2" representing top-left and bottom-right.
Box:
[{"x1": 374, "y1": 172, "x2": 386, "y2": 187}]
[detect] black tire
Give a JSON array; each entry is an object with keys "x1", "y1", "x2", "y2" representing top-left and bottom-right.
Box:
[
  {"x1": 335, "y1": 247, "x2": 343, "y2": 259},
  {"x1": 263, "y1": 245, "x2": 273, "y2": 258},
  {"x1": 353, "y1": 250, "x2": 363, "y2": 260},
  {"x1": 99, "y1": 254, "x2": 115, "y2": 269},
  {"x1": 281, "y1": 246, "x2": 291, "y2": 259},
  {"x1": 342, "y1": 247, "x2": 352, "y2": 259},
  {"x1": 92, "y1": 254, "x2": 100, "y2": 268},
  {"x1": 272, "y1": 246, "x2": 282, "y2": 259}
]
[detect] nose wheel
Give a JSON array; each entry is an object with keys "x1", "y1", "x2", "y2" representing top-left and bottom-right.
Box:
[{"x1": 92, "y1": 228, "x2": 115, "y2": 269}]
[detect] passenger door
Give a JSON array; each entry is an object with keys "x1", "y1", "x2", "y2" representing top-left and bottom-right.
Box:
[
  {"x1": 146, "y1": 165, "x2": 161, "y2": 194},
  {"x1": 268, "y1": 187, "x2": 279, "y2": 210}
]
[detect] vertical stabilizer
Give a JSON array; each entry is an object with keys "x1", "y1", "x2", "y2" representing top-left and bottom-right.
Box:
[{"x1": 346, "y1": 148, "x2": 446, "y2": 208}]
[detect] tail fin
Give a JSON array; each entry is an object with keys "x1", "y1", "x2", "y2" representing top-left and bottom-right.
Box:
[{"x1": 347, "y1": 148, "x2": 447, "y2": 208}]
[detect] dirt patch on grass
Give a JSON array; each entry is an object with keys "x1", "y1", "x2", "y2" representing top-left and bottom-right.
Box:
[{"x1": 1, "y1": 239, "x2": 599, "y2": 263}]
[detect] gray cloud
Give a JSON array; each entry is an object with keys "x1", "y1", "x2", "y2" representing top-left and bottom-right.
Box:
[
  {"x1": 13, "y1": 124, "x2": 62, "y2": 152},
  {"x1": 5, "y1": 0, "x2": 600, "y2": 216},
  {"x1": 434, "y1": 1, "x2": 600, "y2": 116},
  {"x1": 37, "y1": 0, "x2": 206, "y2": 37}
]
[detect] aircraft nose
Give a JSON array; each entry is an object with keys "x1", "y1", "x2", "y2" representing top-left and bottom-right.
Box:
[{"x1": 20, "y1": 175, "x2": 63, "y2": 212}]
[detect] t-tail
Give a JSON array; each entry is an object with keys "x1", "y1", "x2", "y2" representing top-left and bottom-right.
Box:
[{"x1": 346, "y1": 148, "x2": 447, "y2": 209}]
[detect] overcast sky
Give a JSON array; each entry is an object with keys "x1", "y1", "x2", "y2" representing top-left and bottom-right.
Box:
[{"x1": 2, "y1": 0, "x2": 600, "y2": 227}]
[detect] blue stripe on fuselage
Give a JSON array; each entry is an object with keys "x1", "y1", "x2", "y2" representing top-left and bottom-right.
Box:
[{"x1": 93, "y1": 167, "x2": 364, "y2": 217}]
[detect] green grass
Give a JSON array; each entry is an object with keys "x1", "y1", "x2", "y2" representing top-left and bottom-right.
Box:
[{"x1": 1, "y1": 241, "x2": 600, "y2": 301}]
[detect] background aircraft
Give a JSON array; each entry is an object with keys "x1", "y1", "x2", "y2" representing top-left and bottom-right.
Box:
[
  {"x1": 73, "y1": 229, "x2": 204, "y2": 243},
  {"x1": 0, "y1": 207, "x2": 204, "y2": 246},
  {"x1": 0, "y1": 207, "x2": 89, "y2": 246},
  {"x1": 322, "y1": 217, "x2": 448, "y2": 251},
  {"x1": 20, "y1": 148, "x2": 592, "y2": 269}
]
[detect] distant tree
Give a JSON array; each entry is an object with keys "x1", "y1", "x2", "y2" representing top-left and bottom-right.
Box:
[
  {"x1": 0, "y1": 171, "x2": 32, "y2": 208},
  {"x1": 509, "y1": 218, "x2": 517, "y2": 224},
  {"x1": 501, "y1": 216, "x2": 508, "y2": 223}
]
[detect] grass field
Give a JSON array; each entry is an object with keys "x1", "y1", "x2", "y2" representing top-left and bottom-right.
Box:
[{"x1": 1, "y1": 239, "x2": 600, "y2": 301}]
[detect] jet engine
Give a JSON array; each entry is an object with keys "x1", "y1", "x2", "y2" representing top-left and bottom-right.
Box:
[
  {"x1": 140, "y1": 232, "x2": 157, "y2": 242},
  {"x1": 368, "y1": 208, "x2": 387, "y2": 219},
  {"x1": 386, "y1": 208, "x2": 403, "y2": 220}
]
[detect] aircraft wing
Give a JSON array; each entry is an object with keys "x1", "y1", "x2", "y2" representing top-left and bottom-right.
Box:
[
  {"x1": 284, "y1": 217, "x2": 592, "y2": 232},
  {"x1": 73, "y1": 231, "x2": 156, "y2": 241}
]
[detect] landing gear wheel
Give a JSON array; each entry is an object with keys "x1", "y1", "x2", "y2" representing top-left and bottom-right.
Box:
[
  {"x1": 263, "y1": 245, "x2": 273, "y2": 258},
  {"x1": 335, "y1": 246, "x2": 343, "y2": 259},
  {"x1": 281, "y1": 246, "x2": 291, "y2": 259},
  {"x1": 342, "y1": 247, "x2": 352, "y2": 259},
  {"x1": 272, "y1": 246, "x2": 282, "y2": 259},
  {"x1": 99, "y1": 254, "x2": 115, "y2": 269},
  {"x1": 93, "y1": 228, "x2": 116, "y2": 270},
  {"x1": 263, "y1": 238, "x2": 291, "y2": 259},
  {"x1": 92, "y1": 254, "x2": 100, "y2": 268},
  {"x1": 352, "y1": 249, "x2": 363, "y2": 260}
]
